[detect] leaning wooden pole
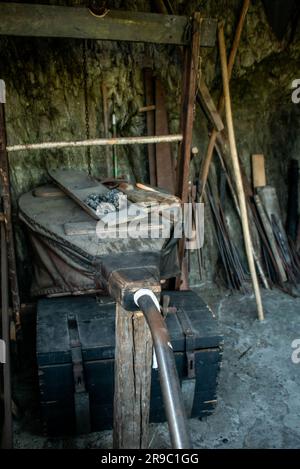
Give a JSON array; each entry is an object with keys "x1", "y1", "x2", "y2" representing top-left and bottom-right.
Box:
[
  {"x1": 1, "y1": 221, "x2": 13, "y2": 448},
  {"x1": 0, "y1": 80, "x2": 20, "y2": 328},
  {"x1": 199, "y1": 0, "x2": 250, "y2": 198},
  {"x1": 218, "y1": 23, "x2": 264, "y2": 321}
]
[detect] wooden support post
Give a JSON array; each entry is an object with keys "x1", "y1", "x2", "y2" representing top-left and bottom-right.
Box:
[
  {"x1": 218, "y1": 24, "x2": 264, "y2": 321},
  {"x1": 113, "y1": 303, "x2": 153, "y2": 449},
  {"x1": 155, "y1": 78, "x2": 175, "y2": 194},
  {"x1": 0, "y1": 80, "x2": 20, "y2": 327},
  {"x1": 199, "y1": 0, "x2": 250, "y2": 198},
  {"x1": 144, "y1": 68, "x2": 156, "y2": 187},
  {"x1": 102, "y1": 83, "x2": 113, "y2": 178},
  {"x1": 175, "y1": 13, "x2": 201, "y2": 289},
  {"x1": 176, "y1": 13, "x2": 201, "y2": 203}
]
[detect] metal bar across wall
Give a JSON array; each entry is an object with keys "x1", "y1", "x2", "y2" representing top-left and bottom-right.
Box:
[
  {"x1": 6, "y1": 134, "x2": 183, "y2": 153},
  {"x1": 0, "y1": 3, "x2": 217, "y2": 47}
]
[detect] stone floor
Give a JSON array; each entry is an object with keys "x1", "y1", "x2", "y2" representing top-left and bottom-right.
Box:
[{"x1": 12, "y1": 286, "x2": 300, "y2": 449}]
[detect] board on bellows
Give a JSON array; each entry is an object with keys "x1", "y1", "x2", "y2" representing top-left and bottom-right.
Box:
[{"x1": 49, "y1": 169, "x2": 109, "y2": 220}]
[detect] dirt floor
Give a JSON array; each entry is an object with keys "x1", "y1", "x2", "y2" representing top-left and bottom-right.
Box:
[{"x1": 12, "y1": 286, "x2": 300, "y2": 449}]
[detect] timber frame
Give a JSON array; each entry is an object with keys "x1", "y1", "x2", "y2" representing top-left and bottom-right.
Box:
[{"x1": 0, "y1": 3, "x2": 216, "y2": 449}]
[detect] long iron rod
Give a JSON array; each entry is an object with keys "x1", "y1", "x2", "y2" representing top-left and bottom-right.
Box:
[
  {"x1": 135, "y1": 292, "x2": 191, "y2": 449},
  {"x1": 6, "y1": 134, "x2": 183, "y2": 153}
]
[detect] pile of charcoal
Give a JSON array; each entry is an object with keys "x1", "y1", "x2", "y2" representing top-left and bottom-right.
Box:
[{"x1": 85, "y1": 189, "x2": 126, "y2": 217}]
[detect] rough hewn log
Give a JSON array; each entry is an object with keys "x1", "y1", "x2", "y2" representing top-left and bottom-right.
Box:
[
  {"x1": 113, "y1": 303, "x2": 153, "y2": 449},
  {"x1": 0, "y1": 3, "x2": 217, "y2": 47}
]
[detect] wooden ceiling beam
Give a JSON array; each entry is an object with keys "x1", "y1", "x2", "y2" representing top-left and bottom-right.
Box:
[{"x1": 0, "y1": 3, "x2": 217, "y2": 46}]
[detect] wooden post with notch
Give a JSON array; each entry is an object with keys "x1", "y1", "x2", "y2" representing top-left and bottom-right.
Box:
[{"x1": 113, "y1": 303, "x2": 153, "y2": 449}]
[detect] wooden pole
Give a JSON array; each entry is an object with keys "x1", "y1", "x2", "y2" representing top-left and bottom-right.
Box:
[
  {"x1": 113, "y1": 303, "x2": 152, "y2": 449},
  {"x1": 218, "y1": 23, "x2": 264, "y2": 321},
  {"x1": 199, "y1": 0, "x2": 250, "y2": 199},
  {"x1": 0, "y1": 80, "x2": 20, "y2": 327},
  {"x1": 6, "y1": 134, "x2": 183, "y2": 153},
  {"x1": 1, "y1": 221, "x2": 13, "y2": 449}
]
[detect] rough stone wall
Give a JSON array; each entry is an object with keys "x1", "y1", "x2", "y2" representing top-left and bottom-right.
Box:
[{"x1": 0, "y1": 0, "x2": 299, "y2": 296}]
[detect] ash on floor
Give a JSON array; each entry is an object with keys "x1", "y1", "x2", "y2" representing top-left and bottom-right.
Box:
[{"x1": 12, "y1": 287, "x2": 300, "y2": 449}]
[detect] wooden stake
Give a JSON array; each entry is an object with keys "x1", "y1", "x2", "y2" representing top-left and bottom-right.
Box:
[
  {"x1": 113, "y1": 303, "x2": 153, "y2": 449},
  {"x1": 199, "y1": 0, "x2": 250, "y2": 198},
  {"x1": 218, "y1": 24, "x2": 264, "y2": 321}
]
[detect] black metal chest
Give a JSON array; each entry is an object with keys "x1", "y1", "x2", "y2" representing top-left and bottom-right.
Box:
[{"x1": 36, "y1": 290, "x2": 223, "y2": 435}]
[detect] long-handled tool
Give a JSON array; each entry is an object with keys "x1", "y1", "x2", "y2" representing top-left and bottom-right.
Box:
[{"x1": 218, "y1": 23, "x2": 264, "y2": 321}]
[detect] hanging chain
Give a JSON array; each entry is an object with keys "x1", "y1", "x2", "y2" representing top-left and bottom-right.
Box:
[{"x1": 82, "y1": 39, "x2": 91, "y2": 175}]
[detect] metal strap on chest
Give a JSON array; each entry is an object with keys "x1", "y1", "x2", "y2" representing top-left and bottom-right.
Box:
[
  {"x1": 176, "y1": 307, "x2": 196, "y2": 379},
  {"x1": 67, "y1": 313, "x2": 91, "y2": 434},
  {"x1": 176, "y1": 306, "x2": 196, "y2": 418}
]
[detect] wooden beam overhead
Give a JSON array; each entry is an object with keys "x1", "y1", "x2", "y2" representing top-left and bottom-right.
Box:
[{"x1": 0, "y1": 3, "x2": 217, "y2": 46}]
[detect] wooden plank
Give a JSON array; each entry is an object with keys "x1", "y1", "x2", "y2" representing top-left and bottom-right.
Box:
[
  {"x1": 113, "y1": 304, "x2": 152, "y2": 449},
  {"x1": 0, "y1": 3, "x2": 217, "y2": 47},
  {"x1": 144, "y1": 69, "x2": 156, "y2": 186},
  {"x1": 118, "y1": 183, "x2": 180, "y2": 206},
  {"x1": 64, "y1": 222, "x2": 97, "y2": 236},
  {"x1": 155, "y1": 78, "x2": 175, "y2": 194},
  {"x1": 33, "y1": 184, "x2": 66, "y2": 198},
  {"x1": 49, "y1": 169, "x2": 109, "y2": 220},
  {"x1": 198, "y1": 78, "x2": 224, "y2": 132},
  {"x1": 64, "y1": 220, "x2": 162, "y2": 236},
  {"x1": 252, "y1": 154, "x2": 266, "y2": 188},
  {"x1": 254, "y1": 194, "x2": 287, "y2": 283}
]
